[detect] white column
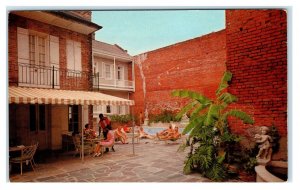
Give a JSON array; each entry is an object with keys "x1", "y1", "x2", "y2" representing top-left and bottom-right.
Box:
[{"x1": 113, "y1": 57, "x2": 116, "y2": 87}]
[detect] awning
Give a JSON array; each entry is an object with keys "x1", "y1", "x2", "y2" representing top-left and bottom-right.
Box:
[{"x1": 9, "y1": 86, "x2": 134, "y2": 106}]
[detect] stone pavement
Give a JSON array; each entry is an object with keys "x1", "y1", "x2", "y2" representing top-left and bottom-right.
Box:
[{"x1": 9, "y1": 139, "x2": 211, "y2": 182}]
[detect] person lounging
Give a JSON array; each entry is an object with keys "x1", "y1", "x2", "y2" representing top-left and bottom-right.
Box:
[
  {"x1": 138, "y1": 126, "x2": 155, "y2": 139},
  {"x1": 114, "y1": 125, "x2": 128, "y2": 144},
  {"x1": 156, "y1": 124, "x2": 174, "y2": 139},
  {"x1": 157, "y1": 126, "x2": 181, "y2": 141}
]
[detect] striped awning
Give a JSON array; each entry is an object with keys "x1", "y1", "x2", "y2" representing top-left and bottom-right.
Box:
[{"x1": 9, "y1": 86, "x2": 134, "y2": 106}]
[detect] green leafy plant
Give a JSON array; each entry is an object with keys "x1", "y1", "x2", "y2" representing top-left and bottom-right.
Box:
[
  {"x1": 110, "y1": 114, "x2": 135, "y2": 124},
  {"x1": 149, "y1": 110, "x2": 181, "y2": 124},
  {"x1": 173, "y1": 71, "x2": 254, "y2": 181}
]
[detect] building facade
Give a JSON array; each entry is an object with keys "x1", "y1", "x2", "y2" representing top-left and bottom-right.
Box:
[
  {"x1": 92, "y1": 40, "x2": 134, "y2": 117},
  {"x1": 8, "y1": 11, "x2": 101, "y2": 150}
]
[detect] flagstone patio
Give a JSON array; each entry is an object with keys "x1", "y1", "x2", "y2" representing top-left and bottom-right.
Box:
[
  {"x1": 9, "y1": 139, "x2": 205, "y2": 182},
  {"x1": 8, "y1": 139, "x2": 235, "y2": 182}
]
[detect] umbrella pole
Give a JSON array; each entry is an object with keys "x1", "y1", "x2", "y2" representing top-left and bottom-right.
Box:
[
  {"x1": 81, "y1": 105, "x2": 87, "y2": 162},
  {"x1": 132, "y1": 106, "x2": 135, "y2": 155},
  {"x1": 82, "y1": 125, "x2": 84, "y2": 162}
]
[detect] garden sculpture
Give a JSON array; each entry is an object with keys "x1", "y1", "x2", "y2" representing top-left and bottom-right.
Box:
[{"x1": 255, "y1": 126, "x2": 273, "y2": 164}]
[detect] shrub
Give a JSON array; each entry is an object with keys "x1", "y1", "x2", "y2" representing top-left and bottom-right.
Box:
[
  {"x1": 149, "y1": 110, "x2": 181, "y2": 124},
  {"x1": 110, "y1": 114, "x2": 135, "y2": 124}
]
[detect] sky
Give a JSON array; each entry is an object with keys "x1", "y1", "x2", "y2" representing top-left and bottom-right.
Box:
[{"x1": 92, "y1": 10, "x2": 225, "y2": 55}]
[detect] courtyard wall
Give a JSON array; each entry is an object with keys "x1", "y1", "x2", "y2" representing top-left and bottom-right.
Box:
[
  {"x1": 132, "y1": 30, "x2": 227, "y2": 116},
  {"x1": 226, "y1": 10, "x2": 287, "y2": 160}
]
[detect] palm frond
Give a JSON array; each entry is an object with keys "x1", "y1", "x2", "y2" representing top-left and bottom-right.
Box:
[
  {"x1": 216, "y1": 71, "x2": 232, "y2": 96},
  {"x1": 182, "y1": 115, "x2": 205, "y2": 135},
  {"x1": 218, "y1": 92, "x2": 237, "y2": 104},
  {"x1": 223, "y1": 109, "x2": 254, "y2": 124},
  {"x1": 204, "y1": 104, "x2": 221, "y2": 126},
  {"x1": 175, "y1": 100, "x2": 197, "y2": 120},
  {"x1": 183, "y1": 157, "x2": 194, "y2": 174},
  {"x1": 190, "y1": 103, "x2": 210, "y2": 120},
  {"x1": 172, "y1": 90, "x2": 211, "y2": 104}
]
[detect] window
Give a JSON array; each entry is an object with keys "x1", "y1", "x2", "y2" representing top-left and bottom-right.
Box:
[
  {"x1": 68, "y1": 105, "x2": 79, "y2": 133},
  {"x1": 94, "y1": 61, "x2": 103, "y2": 77},
  {"x1": 29, "y1": 34, "x2": 47, "y2": 66},
  {"x1": 66, "y1": 40, "x2": 82, "y2": 76},
  {"x1": 117, "y1": 66, "x2": 124, "y2": 80},
  {"x1": 29, "y1": 105, "x2": 46, "y2": 132},
  {"x1": 105, "y1": 64, "x2": 112, "y2": 79},
  {"x1": 106, "y1": 105, "x2": 111, "y2": 113},
  {"x1": 117, "y1": 105, "x2": 123, "y2": 114}
]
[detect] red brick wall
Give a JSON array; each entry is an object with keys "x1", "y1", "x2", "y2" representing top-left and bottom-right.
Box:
[
  {"x1": 132, "y1": 30, "x2": 227, "y2": 115},
  {"x1": 226, "y1": 10, "x2": 287, "y2": 137},
  {"x1": 8, "y1": 13, "x2": 92, "y2": 91}
]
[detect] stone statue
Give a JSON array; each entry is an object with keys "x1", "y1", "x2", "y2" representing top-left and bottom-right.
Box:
[
  {"x1": 144, "y1": 108, "x2": 148, "y2": 120},
  {"x1": 143, "y1": 108, "x2": 149, "y2": 126},
  {"x1": 255, "y1": 126, "x2": 273, "y2": 163}
]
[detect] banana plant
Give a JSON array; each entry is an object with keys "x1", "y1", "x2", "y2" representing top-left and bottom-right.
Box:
[
  {"x1": 172, "y1": 71, "x2": 254, "y2": 137},
  {"x1": 172, "y1": 71, "x2": 254, "y2": 181}
]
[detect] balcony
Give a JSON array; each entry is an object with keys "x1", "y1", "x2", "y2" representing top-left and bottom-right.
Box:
[
  {"x1": 92, "y1": 73, "x2": 134, "y2": 91},
  {"x1": 11, "y1": 63, "x2": 135, "y2": 91},
  {"x1": 12, "y1": 63, "x2": 90, "y2": 90}
]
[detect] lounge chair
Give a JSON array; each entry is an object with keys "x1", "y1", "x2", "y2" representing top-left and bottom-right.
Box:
[{"x1": 157, "y1": 134, "x2": 183, "y2": 144}]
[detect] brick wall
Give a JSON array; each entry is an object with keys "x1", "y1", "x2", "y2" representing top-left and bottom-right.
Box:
[
  {"x1": 226, "y1": 10, "x2": 287, "y2": 138},
  {"x1": 132, "y1": 30, "x2": 227, "y2": 116},
  {"x1": 8, "y1": 14, "x2": 92, "y2": 91}
]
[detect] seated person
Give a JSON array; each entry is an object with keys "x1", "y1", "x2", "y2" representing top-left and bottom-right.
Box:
[
  {"x1": 156, "y1": 124, "x2": 174, "y2": 139},
  {"x1": 94, "y1": 127, "x2": 115, "y2": 157},
  {"x1": 114, "y1": 125, "x2": 128, "y2": 144},
  {"x1": 138, "y1": 126, "x2": 155, "y2": 139},
  {"x1": 84, "y1": 123, "x2": 97, "y2": 139},
  {"x1": 122, "y1": 124, "x2": 131, "y2": 133},
  {"x1": 158, "y1": 126, "x2": 181, "y2": 140}
]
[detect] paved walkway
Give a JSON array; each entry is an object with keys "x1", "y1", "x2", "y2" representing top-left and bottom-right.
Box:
[{"x1": 9, "y1": 139, "x2": 211, "y2": 182}]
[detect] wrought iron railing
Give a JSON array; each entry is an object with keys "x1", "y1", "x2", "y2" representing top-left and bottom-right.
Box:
[
  {"x1": 92, "y1": 72, "x2": 134, "y2": 91},
  {"x1": 11, "y1": 63, "x2": 135, "y2": 91},
  {"x1": 14, "y1": 63, "x2": 90, "y2": 90}
]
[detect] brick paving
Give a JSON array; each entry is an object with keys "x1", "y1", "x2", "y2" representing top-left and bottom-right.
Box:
[{"x1": 9, "y1": 139, "x2": 211, "y2": 182}]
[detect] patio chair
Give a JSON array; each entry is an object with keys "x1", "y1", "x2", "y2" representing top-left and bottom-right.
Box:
[
  {"x1": 10, "y1": 144, "x2": 37, "y2": 175},
  {"x1": 156, "y1": 134, "x2": 183, "y2": 144},
  {"x1": 30, "y1": 141, "x2": 39, "y2": 167},
  {"x1": 72, "y1": 135, "x2": 93, "y2": 158}
]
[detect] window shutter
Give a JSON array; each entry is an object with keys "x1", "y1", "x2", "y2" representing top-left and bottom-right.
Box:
[
  {"x1": 74, "y1": 41, "x2": 82, "y2": 72},
  {"x1": 49, "y1": 35, "x2": 59, "y2": 67},
  {"x1": 50, "y1": 35, "x2": 60, "y2": 87},
  {"x1": 66, "y1": 40, "x2": 74, "y2": 70},
  {"x1": 17, "y1": 27, "x2": 29, "y2": 64}
]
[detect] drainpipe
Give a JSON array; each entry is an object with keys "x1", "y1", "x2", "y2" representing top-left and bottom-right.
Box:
[
  {"x1": 52, "y1": 66, "x2": 55, "y2": 89},
  {"x1": 132, "y1": 60, "x2": 135, "y2": 91}
]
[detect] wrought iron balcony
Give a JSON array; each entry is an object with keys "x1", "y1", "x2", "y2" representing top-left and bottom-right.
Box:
[
  {"x1": 12, "y1": 63, "x2": 90, "y2": 90},
  {"x1": 10, "y1": 63, "x2": 135, "y2": 91}
]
